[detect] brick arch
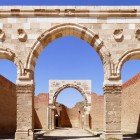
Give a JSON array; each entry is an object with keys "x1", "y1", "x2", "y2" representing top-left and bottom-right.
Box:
[
  {"x1": 0, "y1": 48, "x2": 24, "y2": 78},
  {"x1": 49, "y1": 80, "x2": 91, "y2": 110},
  {"x1": 116, "y1": 48, "x2": 140, "y2": 78},
  {"x1": 26, "y1": 23, "x2": 110, "y2": 72}
]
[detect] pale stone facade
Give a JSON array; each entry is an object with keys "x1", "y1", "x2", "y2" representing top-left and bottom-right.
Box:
[{"x1": 0, "y1": 6, "x2": 140, "y2": 139}]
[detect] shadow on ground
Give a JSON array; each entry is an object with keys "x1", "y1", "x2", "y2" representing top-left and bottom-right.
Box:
[
  {"x1": 123, "y1": 133, "x2": 140, "y2": 140},
  {"x1": 0, "y1": 134, "x2": 15, "y2": 139},
  {"x1": 35, "y1": 135, "x2": 99, "y2": 140}
]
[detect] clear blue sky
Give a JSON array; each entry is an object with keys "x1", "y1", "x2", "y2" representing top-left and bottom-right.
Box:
[
  {"x1": 0, "y1": 0, "x2": 140, "y2": 5},
  {"x1": 0, "y1": 0, "x2": 140, "y2": 107}
]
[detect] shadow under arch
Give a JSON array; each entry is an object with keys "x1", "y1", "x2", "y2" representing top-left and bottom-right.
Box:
[
  {"x1": 53, "y1": 84, "x2": 89, "y2": 107},
  {"x1": 25, "y1": 23, "x2": 110, "y2": 72},
  {"x1": 116, "y1": 48, "x2": 140, "y2": 78},
  {"x1": 0, "y1": 48, "x2": 24, "y2": 79}
]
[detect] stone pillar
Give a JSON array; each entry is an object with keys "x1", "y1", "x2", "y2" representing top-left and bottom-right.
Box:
[
  {"x1": 47, "y1": 107, "x2": 49, "y2": 130},
  {"x1": 48, "y1": 107, "x2": 52, "y2": 130},
  {"x1": 51, "y1": 109, "x2": 55, "y2": 129},
  {"x1": 15, "y1": 80, "x2": 34, "y2": 140},
  {"x1": 48, "y1": 105, "x2": 55, "y2": 130},
  {"x1": 84, "y1": 112, "x2": 90, "y2": 129},
  {"x1": 84, "y1": 105, "x2": 90, "y2": 130},
  {"x1": 103, "y1": 84, "x2": 122, "y2": 140}
]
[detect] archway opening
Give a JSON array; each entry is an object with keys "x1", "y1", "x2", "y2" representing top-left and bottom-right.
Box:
[
  {"x1": 121, "y1": 60, "x2": 140, "y2": 138},
  {"x1": 34, "y1": 35, "x2": 104, "y2": 132},
  {"x1": 54, "y1": 88, "x2": 84, "y2": 128},
  {"x1": 0, "y1": 59, "x2": 17, "y2": 139},
  {"x1": 56, "y1": 88, "x2": 84, "y2": 108}
]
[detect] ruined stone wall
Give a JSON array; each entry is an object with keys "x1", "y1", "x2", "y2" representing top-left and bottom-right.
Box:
[
  {"x1": 34, "y1": 75, "x2": 140, "y2": 134},
  {"x1": 66, "y1": 102, "x2": 84, "y2": 128},
  {"x1": 34, "y1": 92, "x2": 104, "y2": 130},
  {"x1": 90, "y1": 93, "x2": 104, "y2": 131},
  {"x1": 0, "y1": 75, "x2": 16, "y2": 135},
  {"x1": 55, "y1": 103, "x2": 72, "y2": 127},
  {"x1": 122, "y1": 73, "x2": 140, "y2": 134},
  {"x1": 55, "y1": 102, "x2": 84, "y2": 128},
  {"x1": 34, "y1": 93, "x2": 49, "y2": 130}
]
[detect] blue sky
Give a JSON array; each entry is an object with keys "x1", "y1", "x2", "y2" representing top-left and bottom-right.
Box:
[
  {"x1": 0, "y1": 0, "x2": 140, "y2": 5},
  {"x1": 0, "y1": 0, "x2": 140, "y2": 107}
]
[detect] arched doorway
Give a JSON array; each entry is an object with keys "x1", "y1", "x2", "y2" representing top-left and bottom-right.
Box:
[
  {"x1": 48, "y1": 80, "x2": 91, "y2": 130},
  {"x1": 54, "y1": 88, "x2": 84, "y2": 128},
  {"x1": 29, "y1": 23, "x2": 107, "y2": 139}
]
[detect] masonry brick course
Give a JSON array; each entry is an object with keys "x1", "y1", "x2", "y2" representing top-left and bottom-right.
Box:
[
  {"x1": 34, "y1": 93, "x2": 49, "y2": 129},
  {"x1": 0, "y1": 75, "x2": 16, "y2": 135},
  {"x1": 90, "y1": 93, "x2": 104, "y2": 131},
  {"x1": 122, "y1": 73, "x2": 140, "y2": 134}
]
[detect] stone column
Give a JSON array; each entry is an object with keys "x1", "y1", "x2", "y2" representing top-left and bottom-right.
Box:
[
  {"x1": 84, "y1": 112, "x2": 90, "y2": 129},
  {"x1": 48, "y1": 107, "x2": 52, "y2": 130},
  {"x1": 103, "y1": 84, "x2": 122, "y2": 140},
  {"x1": 48, "y1": 105, "x2": 55, "y2": 130},
  {"x1": 15, "y1": 80, "x2": 34, "y2": 140},
  {"x1": 51, "y1": 109, "x2": 55, "y2": 129},
  {"x1": 84, "y1": 106, "x2": 90, "y2": 129},
  {"x1": 47, "y1": 107, "x2": 49, "y2": 130}
]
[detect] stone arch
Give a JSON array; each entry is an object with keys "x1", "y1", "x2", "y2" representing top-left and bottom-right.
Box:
[
  {"x1": 116, "y1": 48, "x2": 140, "y2": 78},
  {"x1": 48, "y1": 80, "x2": 91, "y2": 130},
  {"x1": 0, "y1": 48, "x2": 24, "y2": 78},
  {"x1": 49, "y1": 80, "x2": 91, "y2": 110},
  {"x1": 26, "y1": 23, "x2": 110, "y2": 72},
  {"x1": 53, "y1": 84, "x2": 88, "y2": 106}
]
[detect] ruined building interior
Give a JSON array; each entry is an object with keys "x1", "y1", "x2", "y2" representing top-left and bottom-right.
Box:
[{"x1": 0, "y1": 73, "x2": 140, "y2": 139}]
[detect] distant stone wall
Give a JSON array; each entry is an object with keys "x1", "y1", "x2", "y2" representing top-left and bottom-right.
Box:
[
  {"x1": 0, "y1": 75, "x2": 16, "y2": 135},
  {"x1": 55, "y1": 102, "x2": 84, "y2": 128},
  {"x1": 55, "y1": 103, "x2": 72, "y2": 127},
  {"x1": 90, "y1": 93, "x2": 104, "y2": 131},
  {"x1": 34, "y1": 92, "x2": 104, "y2": 130},
  {"x1": 34, "y1": 93, "x2": 49, "y2": 130},
  {"x1": 66, "y1": 102, "x2": 84, "y2": 128},
  {"x1": 122, "y1": 73, "x2": 140, "y2": 134}
]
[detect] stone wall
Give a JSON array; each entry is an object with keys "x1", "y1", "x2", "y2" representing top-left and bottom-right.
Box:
[
  {"x1": 67, "y1": 102, "x2": 84, "y2": 128},
  {"x1": 122, "y1": 73, "x2": 140, "y2": 134},
  {"x1": 34, "y1": 92, "x2": 103, "y2": 130},
  {"x1": 0, "y1": 75, "x2": 16, "y2": 135},
  {"x1": 55, "y1": 103, "x2": 72, "y2": 128},
  {"x1": 34, "y1": 93, "x2": 49, "y2": 130},
  {"x1": 90, "y1": 93, "x2": 104, "y2": 131},
  {"x1": 55, "y1": 102, "x2": 84, "y2": 128}
]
